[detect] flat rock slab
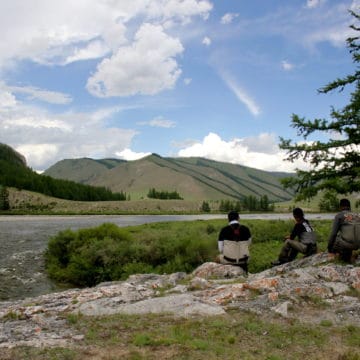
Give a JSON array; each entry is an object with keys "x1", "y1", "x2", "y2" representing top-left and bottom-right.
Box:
[{"x1": 78, "y1": 293, "x2": 226, "y2": 317}]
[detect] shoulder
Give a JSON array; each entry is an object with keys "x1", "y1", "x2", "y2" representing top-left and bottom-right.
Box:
[
  {"x1": 240, "y1": 224, "x2": 251, "y2": 233},
  {"x1": 240, "y1": 224, "x2": 249, "y2": 230}
]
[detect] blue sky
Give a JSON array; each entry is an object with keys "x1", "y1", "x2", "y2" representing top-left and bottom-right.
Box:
[{"x1": 0, "y1": 0, "x2": 358, "y2": 172}]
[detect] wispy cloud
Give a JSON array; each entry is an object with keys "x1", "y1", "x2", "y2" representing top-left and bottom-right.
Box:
[
  {"x1": 220, "y1": 72, "x2": 261, "y2": 116},
  {"x1": 221, "y1": 12, "x2": 239, "y2": 25},
  {"x1": 8, "y1": 85, "x2": 72, "y2": 105},
  {"x1": 202, "y1": 36, "x2": 211, "y2": 46},
  {"x1": 138, "y1": 116, "x2": 176, "y2": 128},
  {"x1": 281, "y1": 60, "x2": 295, "y2": 71},
  {"x1": 305, "y1": 0, "x2": 326, "y2": 9}
]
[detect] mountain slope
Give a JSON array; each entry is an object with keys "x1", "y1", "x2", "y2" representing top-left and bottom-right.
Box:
[
  {"x1": 45, "y1": 158, "x2": 125, "y2": 184},
  {"x1": 44, "y1": 154, "x2": 294, "y2": 201}
]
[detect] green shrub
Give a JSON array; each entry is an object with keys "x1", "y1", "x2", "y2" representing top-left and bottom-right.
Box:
[{"x1": 45, "y1": 219, "x2": 332, "y2": 287}]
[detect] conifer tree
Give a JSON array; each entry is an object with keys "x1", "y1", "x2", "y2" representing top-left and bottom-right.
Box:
[{"x1": 279, "y1": 11, "x2": 360, "y2": 200}]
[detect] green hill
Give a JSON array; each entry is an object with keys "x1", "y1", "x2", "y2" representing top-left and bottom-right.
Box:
[
  {"x1": 45, "y1": 157, "x2": 125, "y2": 184},
  {"x1": 0, "y1": 143, "x2": 126, "y2": 202},
  {"x1": 44, "y1": 153, "x2": 294, "y2": 202}
]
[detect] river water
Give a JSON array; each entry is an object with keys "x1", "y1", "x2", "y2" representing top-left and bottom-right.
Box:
[{"x1": 0, "y1": 213, "x2": 335, "y2": 301}]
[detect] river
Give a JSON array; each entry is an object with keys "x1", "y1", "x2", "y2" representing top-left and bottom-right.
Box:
[{"x1": 0, "y1": 213, "x2": 335, "y2": 301}]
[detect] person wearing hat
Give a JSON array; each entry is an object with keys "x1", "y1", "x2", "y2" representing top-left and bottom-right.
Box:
[{"x1": 217, "y1": 210, "x2": 252, "y2": 273}]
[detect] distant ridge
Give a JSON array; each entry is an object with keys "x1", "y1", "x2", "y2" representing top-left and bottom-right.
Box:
[
  {"x1": 44, "y1": 153, "x2": 294, "y2": 202},
  {"x1": 45, "y1": 158, "x2": 126, "y2": 184}
]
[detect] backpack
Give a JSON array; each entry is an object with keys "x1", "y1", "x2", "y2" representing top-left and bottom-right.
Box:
[
  {"x1": 299, "y1": 221, "x2": 317, "y2": 245},
  {"x1": 341, "y1": 212, "x2": 360, "y2": 247}
]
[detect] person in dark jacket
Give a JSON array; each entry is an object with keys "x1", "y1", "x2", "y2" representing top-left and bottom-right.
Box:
[
  {"x1": 217, "y1": 210, "x2": 252, "y2": 273},
  {"x1": 271, "y1": 207, "x2": 317, "y2": 266},
  {"x1": 328, "y1": 198, "x2": 360, "y2": 262}
]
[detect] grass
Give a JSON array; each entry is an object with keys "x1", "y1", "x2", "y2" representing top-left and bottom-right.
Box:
[
  {"x1": 3, "y1": 312, "x2": 360, "y2": 359},
  {"x1": 44, "y1": 218, "x2": 335, "y2": 287}
]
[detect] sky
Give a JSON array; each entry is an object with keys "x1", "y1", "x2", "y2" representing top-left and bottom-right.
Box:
[{"x1": 0, "y1": 0, "x2": 358, "y2": 173}]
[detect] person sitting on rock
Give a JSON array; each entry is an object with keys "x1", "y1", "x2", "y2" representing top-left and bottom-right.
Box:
[
  {"x1": 271, "y1": 207, "x2": 317, "y2": 266},
  {"x1": 327, "y1": 198, "x2": 360, "y2": 262},
  {"x1": 217, "y1": 210, "x2": 252, "y2": 273}
]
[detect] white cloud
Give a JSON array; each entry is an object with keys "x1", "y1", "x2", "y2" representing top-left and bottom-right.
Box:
[
  {"x1": 221, "y1": 13, "x2": 239, "y2": 24},
  {"x1": 202, "y1": 36, "x2": 212, "y2": 46},
  {"x1": 138, "y1": 116, "x2": 176, "y2": 128},
  {"x1": 16, "y1": 143, "x2": 59, "y2": 170},
  {"x1": 220, "y1": 72, "x2": 261, "y2": 116},
  {"x1": 306, "y1": 0, "x2": 326, "y2": 9},
  {"x1": 86, "y1": 23, "x2": 184, "y2": 97},
  {"x1": 0, "y1": 104, "x2": 138, "y2": 171},
  {"x1": 177, "y1": 132, "x2": 309, "y2": 172},
  {"x1": 145, "y1": 0, "x2": 212, "y2": 23},
  {"x1": 8, "y1": 85, "x2": 72, "y2": 105},
  {"x1": 116, "y1": 148, "x2": 151, "y2": 161},
  {"x1": 0, "y1": 0, "x2": 211, "y2": 71},
  {"x1": 238, "y1": 1, "x2": 356, "y2": 51},
  {"x1": 63, "y1": 40, "x2": 110, "y2": 65},
  {"x1": 281, "y1": 60, "x2": 295, "y2": 71},
  {"x1": 184, "y1": 78, "x2": 192, "y2": 85},
  {"x1": 0, "y1": 90, "x2": 17, "y2": 108}
]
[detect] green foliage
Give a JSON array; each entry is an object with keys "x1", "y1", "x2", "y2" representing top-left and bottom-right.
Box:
[
  {"x1": 0, "y1": 185, "x2": 10, "y2": 210},
  {"x1": 219, "y1": 199, "x2": 242, "y2": 212},
  {"x1": 0, "y1": 143, "x2": 126, "y2": 202},
  {"x1": 147, "y1": 188, "x2": 183, "y2": 200},
  {"x1": 45, "y1": 218, "x2": 332, "y2": 286},
  {"x1": 200, "y1": 201, "x2": 211, "y2": 212},
  {"x1": 279, "y1": 11, "x2": 360, "y2": 200},
  {"x1": 319, "y1": 190, "x2": 339, "y2": 212},
  {"x1": 219, "y1": 195, "x2": 275, "y2": 212}
]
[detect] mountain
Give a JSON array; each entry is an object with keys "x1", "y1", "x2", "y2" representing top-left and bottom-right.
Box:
[
  {"x1": 0, "y1": 144, "x2": 126, "y2": 202},
  {"x1": 44, "y1": 157, "x2": 126, "y2": 184},
  {"x1": 44, "y1": 153, "x2": 294, "y2": 202},
  {"x1": 0, "y1": 143, "x2": 27, "y2": 168}
]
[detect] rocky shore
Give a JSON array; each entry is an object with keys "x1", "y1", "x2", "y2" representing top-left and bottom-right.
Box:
[{"x1": 0, "y1": 252, "x2": 359, "y2": 350}]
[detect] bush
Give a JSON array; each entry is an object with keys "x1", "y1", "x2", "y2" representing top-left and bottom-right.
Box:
[{"x1": 45, "y1": 219, "x2": 332, "y2": 287}]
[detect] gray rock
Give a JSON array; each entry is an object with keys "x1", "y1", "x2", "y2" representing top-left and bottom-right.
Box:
[{"x1": 0, "y1": 252, "x2": 359, "y2": 349}]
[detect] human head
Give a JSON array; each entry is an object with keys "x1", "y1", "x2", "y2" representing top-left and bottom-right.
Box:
[
  {"x1": 227, "y1": 210, "x2": 239, "y2": 223},
  {"x1": 339, "y1": 198, "x2": 351, "y2": 210},
  {"x1": 292, "y1": 207, "x2": 304, "y2": 221}
]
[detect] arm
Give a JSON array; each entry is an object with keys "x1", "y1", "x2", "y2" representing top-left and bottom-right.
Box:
[
  {"x1": 218, "y1": 241, "x2": 224, "y2": 253},
  {"x1": 327, "y1": 213, "x2": 342, "y2": 252},
  {"x1": 218, "y1": 228, "x2": 226, "y2": 253},
  {"x1": 289, "y1": 223, "x2": 301, "y2": 240}
]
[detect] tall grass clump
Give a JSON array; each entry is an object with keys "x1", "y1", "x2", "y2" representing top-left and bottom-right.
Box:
[{"x1": 45, "y1": 219, "x2": 332, "y2": 287}]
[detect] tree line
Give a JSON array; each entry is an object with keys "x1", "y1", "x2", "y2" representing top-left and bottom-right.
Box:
[
  {"x1": 201, "y1": 195, "x2": 274, "y2": 213},
  {"x1": 0, "y1": 155, "x2": 126, "y2": 202},
  {"x1": 147, "y1": 188, "x2": 183, "y2": 200}
]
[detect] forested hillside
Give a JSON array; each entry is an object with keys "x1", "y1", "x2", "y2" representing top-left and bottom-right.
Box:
[{"x1": 0, "y1": 143, "x2": 126, "y2": 201}]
